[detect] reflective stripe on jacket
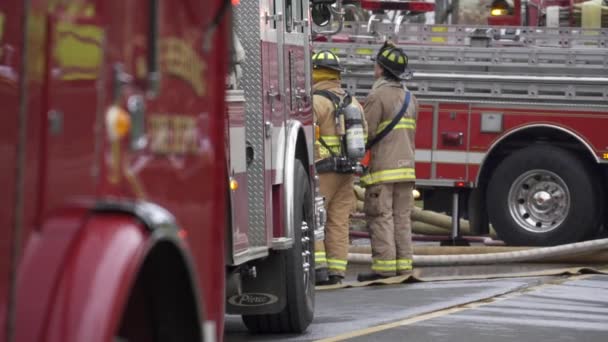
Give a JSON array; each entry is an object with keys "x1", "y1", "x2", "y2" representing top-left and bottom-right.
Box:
[
  {"x1": 318, "y1": 135, "x2": 341, "y2": 159},
  {"x1": 376, "y1": 117, "x2": 416, "y2": 134},
  {"x1": 360, "y1": 167, "x2": 415, "y2": 186}
]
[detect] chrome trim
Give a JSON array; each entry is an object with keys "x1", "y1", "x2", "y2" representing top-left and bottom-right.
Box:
[
  {"x1": 228, "y1": 127, "x2": 247, "y2": 173},
  {"x1": 314, "y1": 173, "x2": 326, "y2": 241},
  {"x1": 314, "y1": 195, "x2": 326, "y2": 241},
  {"x1": 232, "y1": 246, "x2": 270, "y2": 265},
  {"x1": 414, "y1": 98, "x2": 608, "y2": 109},
  {"x1": 476, "y1": 124, "x2": 601, "y2": 185},
  {"x1": 417, "y1": 150, "x2": 486, "y2": 165},
  {"x1": 416, "y1": 179, "x2": 471, "y2": 188},
  {"x1": 314, "y1": 228, "x2": 325, "y2": 242},
  {"x1": 272, "y1": 237, "x2": 294, "y2": 250},
  {"x1": 415, "y1": 72, "x2": 608, "y2": 85},
  {"x1": 273, "y1": 123, "x2": 287, "y2": 184},
  {"x1": 226, "y1": 89, "x2": 245, "y2": 102},
  {"x1": 303, "y1": 0, "x2": 312, "y2": 98},
  {"x1": 261, "y1": 24, "x2": 278, "y2": 43},
  {"x1": 421, "y1": 98, "x2": 608, "y2": 108},
  {"x1": 276, "y1": 1, "x2": 286, "y2": 102},
  {"x1": 508, "y1": 169, "x2": 570, "y2": 234},
  {"x1": 283, "y1": 120, "x2": 304, "y2": 242},
  {"x1": 203, "y1": 321, "x2": 216, "y2": 342}
]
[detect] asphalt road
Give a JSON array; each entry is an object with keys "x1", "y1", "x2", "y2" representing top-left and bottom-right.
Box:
[{"x1": 225, "y1": 273, "x2": 608, "y2": 342}]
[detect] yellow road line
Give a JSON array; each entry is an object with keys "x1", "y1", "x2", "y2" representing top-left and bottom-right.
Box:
[
  {"x1": 316, "y1": 274, "x2": 595, "y2": 342},
  {"x1": 316, "y1": 306, "x2": 471, "y2": 342}
]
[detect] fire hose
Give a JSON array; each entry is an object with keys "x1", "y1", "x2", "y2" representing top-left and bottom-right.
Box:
[
  {"x1": 347, "y1": 237, "x2": 608, "y2": 266},
  {"x1": 350, "y1": 185, "x2": 608, "y2": 265},
  {"x1": 352, "y1": 185, "x2": 497, "y2": 238}
]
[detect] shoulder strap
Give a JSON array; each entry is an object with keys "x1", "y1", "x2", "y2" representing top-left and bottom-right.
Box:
[
  {"x1": 314, "y1": 90, "x2": 340, "y2": 158},
  {"x1": 314, "y1": 89, "x2": 354, "y2": 159},
  {"x1": 365, "y1": 91, "x2": 411, "y2": 150},
  {"x1": 314, "y1": 89, "x2": 352, "y2": 110}
]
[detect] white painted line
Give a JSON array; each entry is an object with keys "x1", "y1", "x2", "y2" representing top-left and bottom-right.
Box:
[{"x1": 315, "y1": 275, "x2": 596, "y2": 342}]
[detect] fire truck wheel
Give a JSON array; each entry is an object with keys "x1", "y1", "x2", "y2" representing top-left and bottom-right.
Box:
[
  {"x1": 487, "y1": 145, "x2": 603, "y2": 246},
  {"x1": 242, "y1": 159, "x2": 315, "y2": 333}
]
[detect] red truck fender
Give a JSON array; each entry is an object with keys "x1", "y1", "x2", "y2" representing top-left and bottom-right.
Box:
[{"x1": 15, "y1": 202, "x2": 204, "y2": 342}]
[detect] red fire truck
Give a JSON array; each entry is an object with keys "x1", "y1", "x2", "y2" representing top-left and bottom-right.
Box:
[
  {"x1": 1, "y1": 0, "x2": 323, "y2": 341},
  {"x1": 488, "y1": 0, "x2": 607, "y2": 27},
  {"x1": 315, "y1": 0, "x2": 608, "y2": 246}
]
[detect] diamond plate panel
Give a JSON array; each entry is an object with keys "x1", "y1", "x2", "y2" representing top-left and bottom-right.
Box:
[{"x1": 235, "y1": 1, "x2": 266, "y2": 247}]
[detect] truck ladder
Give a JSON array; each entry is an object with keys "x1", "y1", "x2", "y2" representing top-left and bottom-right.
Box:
[{"x1": 316, "y1": 23, "x2": 608, "y2": 106}]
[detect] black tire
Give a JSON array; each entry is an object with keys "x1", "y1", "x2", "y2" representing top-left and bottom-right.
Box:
[
  {"x1": 242, "y1": 160, "x2": 315, "y2": 333},
  {"x1": 487, "y1": 145, "x2": 602, "y2": 246}
]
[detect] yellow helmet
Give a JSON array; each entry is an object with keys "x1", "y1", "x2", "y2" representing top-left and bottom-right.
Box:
[
  {"x1": 312, "y1": 50, "x2": 343, "y2": 72},
  {"x1": 372, "y1": 41, "x2": 408, "y2": 79}
]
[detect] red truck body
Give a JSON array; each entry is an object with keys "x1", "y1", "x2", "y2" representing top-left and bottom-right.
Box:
[
  {"x1": 2, "y1": 1, "x2": 322, "y2": 340},
  {"x1": 1, "y1": 1, "x2": 230, "y2": 340},
  {"x1": 488, "y1": 0, "x2": 593, "y2": 26},
  {"x1": 314, "y1": 1, "x2": 608, "y2": 246}
]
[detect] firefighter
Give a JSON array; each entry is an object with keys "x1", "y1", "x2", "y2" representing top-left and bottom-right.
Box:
[
  {"x1": 357, "y1": 41, "x2": 418, "y2": 282},
  {"x1": 312, "y1": 50, "x2": 366, "y2": 286}
]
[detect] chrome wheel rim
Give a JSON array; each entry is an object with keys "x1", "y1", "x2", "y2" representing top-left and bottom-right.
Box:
[{"x1": 507, "y1": 169, "x2": 570, "y2": 234}]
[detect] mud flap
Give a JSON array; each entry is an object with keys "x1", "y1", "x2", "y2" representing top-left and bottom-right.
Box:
[{"x1": 226, "y1": 250, "x2": 288, "y2": 315}]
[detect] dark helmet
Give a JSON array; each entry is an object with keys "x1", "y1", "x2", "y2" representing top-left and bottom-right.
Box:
[
  {"x1": 373, "y1": 41, "x2": 409, "y2": 79},
  {"x1": 312, "y1": 50, "x2": 343, "y2": 72}
]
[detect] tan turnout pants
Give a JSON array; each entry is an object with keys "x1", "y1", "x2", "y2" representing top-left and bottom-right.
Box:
[
  {"x1": 314, "y1": 172, "x2": 355, "y2": 277},
  {"x1": 364, "y1": 182, "x2": 414, "y2": 276}
]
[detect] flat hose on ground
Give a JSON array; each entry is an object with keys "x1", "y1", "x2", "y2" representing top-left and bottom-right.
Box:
[{"x1": 348, "y1": 237, "x2": 608, "y2": 266}]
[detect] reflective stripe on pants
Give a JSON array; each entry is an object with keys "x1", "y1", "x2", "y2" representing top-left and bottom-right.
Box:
[
  {"x1": 315, "y1": 250, "x2": 327, "y2": 269},
  {"x1": 371, "y1": 259, "x2": 396, "y2": 273},
  {"x1": 327, "y1": 258, "x2": 347, "y2": 272}
]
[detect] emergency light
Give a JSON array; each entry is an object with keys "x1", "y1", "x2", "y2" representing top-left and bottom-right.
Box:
[
  {"x1": 105, "y1": 105, "x2": 131, "y2": 141},
  {"x1": 489, "y1": 0, "x2": 513, "y2": 16}
]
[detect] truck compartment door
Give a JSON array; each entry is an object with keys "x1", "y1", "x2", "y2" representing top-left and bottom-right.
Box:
[
  {"x1": 41, "y1": 6, "x2": 102, "y2": 216},
  {"x1": 433, "y1": 103, "x2": 470, "y2": 181}
]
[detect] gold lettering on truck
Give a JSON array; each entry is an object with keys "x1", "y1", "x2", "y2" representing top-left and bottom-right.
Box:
[
  {"x1": 54, "y1": 21, "x2": 103, "y2": 80},
  {"x1": 160, "y1": 38, "x2": 207, "y2": 96},
  {"x1": 148, "y1": 114, "x2": 199, "y2": 155}
]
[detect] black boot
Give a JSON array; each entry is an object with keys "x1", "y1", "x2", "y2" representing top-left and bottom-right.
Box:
[
  {"x1": 357, "y1": 272, "x2": 390, "y2": 282},
  {"x1": 315, "y1": 268, "x2": 329, "y2": 285},
  {"x1": 316, "y1": 275, "x2": 343, "y2": 286}
]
